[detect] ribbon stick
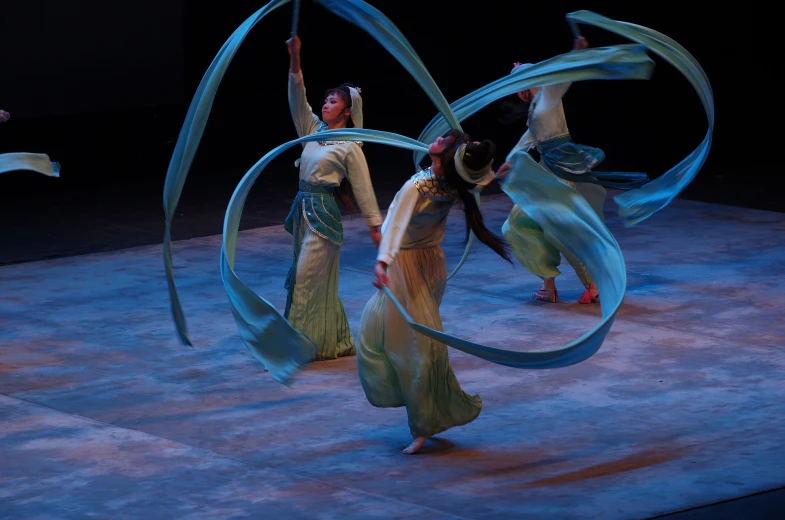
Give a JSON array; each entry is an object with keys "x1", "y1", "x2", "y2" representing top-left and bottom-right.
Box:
[
  {"x1": 291, "y1": 0, "x2": 301, "y2": 36},
  {"x1": 568, "y1": 19, "x2": 583, "y2": 40}
]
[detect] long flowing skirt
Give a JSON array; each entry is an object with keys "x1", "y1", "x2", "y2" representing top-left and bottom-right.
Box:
[
  {"x1": 356, "y1": 246, "x2": 482, "y2": 438},
  {"x1": 285, "y1": 226, "x2": 355, "y2": 360}
]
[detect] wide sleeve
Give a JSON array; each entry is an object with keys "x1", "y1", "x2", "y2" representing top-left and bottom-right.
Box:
[
  {"x1": 344, "y1": 144, "x2": 383, "y2": 227},
  {"x1": 538, "y1": 82, "x2": 572, "y2": 111},
  {"x1": 376, "y1": 181, "x2": 420, "y2": 267},
  {"x1": 288, "y1": 70, "x2": 322, "y2": 138}
]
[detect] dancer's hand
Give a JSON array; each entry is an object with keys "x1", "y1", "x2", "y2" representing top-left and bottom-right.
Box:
[
  {"x1": 369, "y1": 226, "x2": 382, "y2": 248},
  {"x1": 573, "y1": 36, "x2": 589, "y2": 51},
  {"x1": 286, "y1": 35, "x2": 301, "y2": 56},
  {"x1": 286, "y1": 35, "x2": 302, "y2": 73},
  {"x1": 372, "y1": 261, "x2": 388, "y2": 289},
  {"x1": 0, "y1": 110, "x2": 10, "y2": 123},
  {"x1": 494, "y1": 161, "x2": 513, "y2": 180}
]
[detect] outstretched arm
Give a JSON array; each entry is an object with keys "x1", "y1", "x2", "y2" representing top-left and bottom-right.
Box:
[
  {"x1": 539, "y1": 38, "x2": 590, "y2": 108},
  {"x1": 286, "y1": 35, "x2": 321, "y2": 137},
  {"x1": 286, "y1": 34, "x2": 301, "y2": 74}
]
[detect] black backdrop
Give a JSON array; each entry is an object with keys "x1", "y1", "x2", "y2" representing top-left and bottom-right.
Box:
[{"x1": 0, "y1": 0, "x2": 781, "y2": 255}]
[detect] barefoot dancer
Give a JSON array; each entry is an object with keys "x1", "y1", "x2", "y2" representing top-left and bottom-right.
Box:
[{"x1": 357, "y1": 131, "x2": 510, "y2": 454}]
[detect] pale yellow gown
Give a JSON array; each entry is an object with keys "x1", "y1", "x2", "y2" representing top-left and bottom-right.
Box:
[{"x1": 357, "y1": 170, "x2": 482, "y2": 438}]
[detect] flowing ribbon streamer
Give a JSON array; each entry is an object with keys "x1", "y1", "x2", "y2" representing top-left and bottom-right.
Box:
[
  {"x1": 0, "y1": 153, "x2": 60, "y2": 177},
  {"x1": 309, "y1": 0, "x2": 480, "y2": 280},
  {"x1": 416, "y1": 10, "x2": 711, "y2": 274},
  {"x1": 415, "y1": 43, "x2": 655, "y2": 277},
  {"x1": 313, "y1": 0, "x2": 657, "y2": 282},
  {"x1": 165, "y1": 1, "x2": 647, "y2": 377},
  {"x1": 313, "y1": 0, "x2": 462, "y2": 133},
  {"x1": 221, "y1": 128, "x2": 427, "y2": 384},
  {"x1": 565, "y1": 10, "x2": 714, "y2": 227},
  {"x1": 163, "y1": 0, "x2": 466, "y2": 346},
  {"x1": 221, "y1": 126, "x2": 624, "y2": 380},
  {"x1": 415, "y1": 45, "x2": 654, "y2": 164},
  {"x1": 165, "y1": 3, "x2": 678, "y2": 381},
  {"x1": 163, "y1": 0, "x2": 291, "y2": 346},
  {"x1": 382, "y1": 148, "x2": 626, "y2": 368}
]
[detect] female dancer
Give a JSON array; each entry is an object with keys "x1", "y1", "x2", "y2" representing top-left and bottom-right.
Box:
[
  {"x1": 357, "y1": 130, "x2": 510, "y2": 454},
  {"x1": 284, "y1": 35, "x2": 383, "y2": 360},
  {"x1": 497, "y1": 37, "x2": 646, "y2": 304}
]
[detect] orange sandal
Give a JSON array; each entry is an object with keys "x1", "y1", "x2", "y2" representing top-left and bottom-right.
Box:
[{"x1": 578, "y1": 288, "x2": 600, "y2": 304}]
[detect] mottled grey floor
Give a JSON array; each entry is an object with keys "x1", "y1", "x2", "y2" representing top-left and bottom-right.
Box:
[{"x1": 1, "y1": 193, "x2": 783, "y2": 519}]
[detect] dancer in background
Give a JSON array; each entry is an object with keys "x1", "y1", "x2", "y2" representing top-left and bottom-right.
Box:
[
  {"x1": 284, "y1": 34, "x2": 383, "y2": 360},
  {"x1": 496, "y1": 36, "x2": 647, "y2": 304}
]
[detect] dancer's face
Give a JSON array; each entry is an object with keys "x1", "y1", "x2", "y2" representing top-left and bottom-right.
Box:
[
  {"x1": 428, "y1": 134, "x2": 456, "y2": 156},
  {"x1": 322, "y1": 93, "x2": 351, "y2": 126}
]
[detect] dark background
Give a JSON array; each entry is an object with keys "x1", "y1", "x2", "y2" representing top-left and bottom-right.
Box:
[{"x1": 1, "y1": 0, "x2": 781, "y2": 264}]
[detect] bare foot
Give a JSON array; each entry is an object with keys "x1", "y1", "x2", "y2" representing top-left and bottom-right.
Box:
[
  {"x1": 403, "y1": 436, "x2": 428, "y2": 454},
  {"x1": 578, "y1": 282, "x2": 599, "y2": 304}
]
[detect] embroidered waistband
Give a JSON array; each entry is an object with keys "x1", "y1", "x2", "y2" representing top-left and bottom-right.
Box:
[
  {"x1": 537, "y1": 134, "x2": 572, "y2": 154},
  {"x1": 298, "y1": 180, "x2": 335, "y2": 195}
]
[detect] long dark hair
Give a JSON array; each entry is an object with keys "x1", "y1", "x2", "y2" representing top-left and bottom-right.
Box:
[
  {"x1": 325, "y1": 83, "x2": 362, "y2": 215},
  {"x1": 438, "y1": 129, "x2": 512, "y2": 264}
]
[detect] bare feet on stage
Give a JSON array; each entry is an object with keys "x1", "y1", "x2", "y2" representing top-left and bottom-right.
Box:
[{"x1": 403, "y1": 436, "x2": 428, "y2": 455}]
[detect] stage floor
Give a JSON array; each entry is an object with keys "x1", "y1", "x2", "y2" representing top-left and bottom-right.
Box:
[{"x1": 1, "y1": 192, "x2": 783, "y2": 519}]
